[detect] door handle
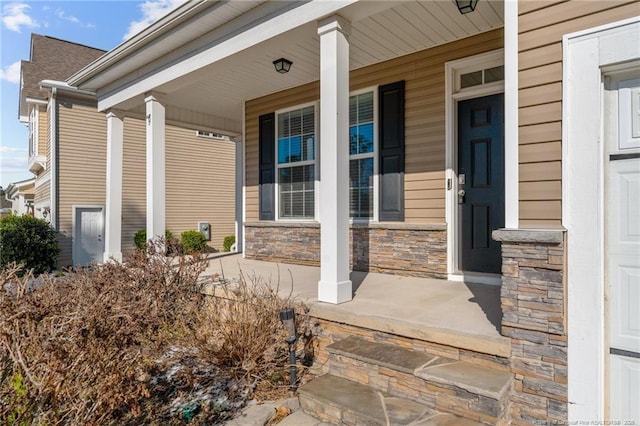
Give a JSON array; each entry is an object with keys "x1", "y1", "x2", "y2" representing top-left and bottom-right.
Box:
[{"x1": 458, "y1": 189, "x2": 466, "y2": 204}]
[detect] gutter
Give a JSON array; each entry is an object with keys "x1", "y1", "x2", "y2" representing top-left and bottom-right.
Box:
[
  {"x1": 67, "y1": 0, "x2": 212, "y2": 86},
  {"x1": 40, "y1": 80, "x2": 96, "y2": 98}
]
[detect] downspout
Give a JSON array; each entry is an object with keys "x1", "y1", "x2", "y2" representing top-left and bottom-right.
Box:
[{"x1": 50, "y1": 87, "x2": 58, "y2": 229}]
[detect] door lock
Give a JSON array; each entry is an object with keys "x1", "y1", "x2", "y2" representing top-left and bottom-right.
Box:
[{"x1": 458, "y1": 189, "x2": 466, "y2": 204}]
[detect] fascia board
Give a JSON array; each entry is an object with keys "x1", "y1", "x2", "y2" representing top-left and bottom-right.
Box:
[{"x1": 68, "y1": 0, "x2": 212, "y2": 87}]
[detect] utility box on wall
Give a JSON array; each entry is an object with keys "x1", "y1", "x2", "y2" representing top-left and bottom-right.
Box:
[{"x1": 198, "y1": 221, "x2": 211, "y2": 240}]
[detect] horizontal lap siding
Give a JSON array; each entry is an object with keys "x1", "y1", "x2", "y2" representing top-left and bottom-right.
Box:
[
  {"x1": 57, "y1": 102, "x2": 107, "y2": 267},
  {"x1": 122, "y1": 118, "x2": 146, "y2": 253},
  {"x1": 245, "y1": 29, "x2": 503, "y2": 224},
  {"x1": 165, "y1": 127, "x2": 235, "y2": 251},
  {"x1": 122, "y1": 119, "x2": 236, "y2": 252},
  {"x1": 37, "y1": 105, "x2": 48, "y2": 159},
  {"x1": 34, "y1": 182, "x2": 49, "y2": 205},
  {"x1": 518, "y1": 0, "x2": 638, "y2": 228}
]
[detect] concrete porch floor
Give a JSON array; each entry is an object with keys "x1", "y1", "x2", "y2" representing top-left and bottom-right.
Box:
[{"x1": 202, "y1": 254, "x2": 510, "y2": 357}]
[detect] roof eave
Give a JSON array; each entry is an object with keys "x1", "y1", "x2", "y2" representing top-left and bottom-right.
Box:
[{"x1": 68, "y1": 0, "x2": 213, "y2": 87}]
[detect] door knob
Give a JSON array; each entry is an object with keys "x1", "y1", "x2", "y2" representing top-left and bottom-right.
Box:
[{"x1": 458, "y1": 189, "x2": 466, "y2": 204}]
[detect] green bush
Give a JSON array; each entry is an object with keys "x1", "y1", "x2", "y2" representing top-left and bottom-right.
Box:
[
  {"x1": 134, "y1": 229, "x2": 173, "y2": 251},
  {"x1": 0, "y1": 215, "x2": 59, "y2": 274},
  {"x1": 223, "y1": 235, "x2": 236, "y2": 252},
  {"x1": 180, "y1": 230, "x2": 207, "y2": 254}
]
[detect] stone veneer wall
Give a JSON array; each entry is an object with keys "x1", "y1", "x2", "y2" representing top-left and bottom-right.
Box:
[
  {"x1": 244, "y1": 222, "x2": 447, "y2": 278},
  {"x1": 493, "y1": 229, "x2": 567, "y2": 425}
]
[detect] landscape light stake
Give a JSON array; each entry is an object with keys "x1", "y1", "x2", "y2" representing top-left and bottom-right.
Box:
[{"x1": 279, "y1": 308, "x2": 298, "y2": 390}]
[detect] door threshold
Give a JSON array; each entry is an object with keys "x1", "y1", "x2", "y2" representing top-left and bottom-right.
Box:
[{"x1": 448, "y1": 271, "x2": 502, "y2": 286}]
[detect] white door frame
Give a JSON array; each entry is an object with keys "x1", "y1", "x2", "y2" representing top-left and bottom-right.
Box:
[
  {"x1": 445, "y1": 49, "x2": 504, "y2": 285},
  {"x1": 563, "y1": 17, "x2": 640, "y2": 422},
  {"x1": 72, "y1": 205, "x2": 105, "y2": 266}
]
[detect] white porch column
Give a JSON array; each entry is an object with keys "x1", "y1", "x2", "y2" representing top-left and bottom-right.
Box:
[
  {"x1": 104, "y1": 110, "x2": 124, "y2": 262},
  {"x1": 235, "y1": 138, "x2": 244, "y2": 253},
  {"x1": 317, "y1": 15, "x2": 352, "y2": 304},
  {"x1": 504, "y1": 0, "x2": 519, "y2": 228},
  {"x1": 145, "y1": 93, "x2": 166, "y2": 241}
]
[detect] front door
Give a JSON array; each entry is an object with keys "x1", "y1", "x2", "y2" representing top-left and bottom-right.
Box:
[
  {"x1": 74, "y1": 207, "x2": 104, "y2": 266},
  {"x1": 457, "y1": 94, "x2": 504, "y2": 274}
]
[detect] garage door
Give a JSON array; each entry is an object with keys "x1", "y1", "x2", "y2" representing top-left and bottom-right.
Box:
[{"x1": 607, "y1": 72, "x2": 640, "y2": 422}]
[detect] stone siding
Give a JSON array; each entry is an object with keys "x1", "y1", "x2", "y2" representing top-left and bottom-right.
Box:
[
  {"x1": 493, "y1": 229, "x2": 567, "y2": 425},
  {"x1": 245, "y1": 222, "x2": 447, "y2": 278},
  {"x1": 310, "y1": 318, "x2": 511, "y2": 374}
]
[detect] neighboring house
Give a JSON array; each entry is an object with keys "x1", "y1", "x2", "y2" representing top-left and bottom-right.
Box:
[
  {"x1": 19, "y1": 34, "x2": 236, "y2": 267},
  {"x1": 67, "y1": 1, "x2": 639, "y2": 423},
  {"x1": 4, "y1": 178, "x2": 36, "y2": 216}
]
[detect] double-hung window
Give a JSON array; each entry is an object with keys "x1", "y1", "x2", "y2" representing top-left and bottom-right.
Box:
[
  {"x1": 349, "y1": 90, "x2": 375, "y2": 219},
  {"x1": 276, "y1": 105, "x2": 316, "y2": 219}
]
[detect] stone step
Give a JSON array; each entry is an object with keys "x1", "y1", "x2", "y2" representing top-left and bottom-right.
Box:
[
  {"x1": 326, "y1": 335, "x2": 512, "y2": 424},
  {"x1": 299, "y1": 374, "x2": 485, "y2": 426}
]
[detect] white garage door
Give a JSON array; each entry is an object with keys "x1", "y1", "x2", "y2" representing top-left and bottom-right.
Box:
[{"x1": 607, "y1": 72, "x2": 640, "y2": 422}]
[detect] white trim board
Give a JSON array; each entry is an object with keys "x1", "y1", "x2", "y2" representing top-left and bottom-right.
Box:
[{"x1": 563, "y1": 17, "x2": 640, "y2": 422}]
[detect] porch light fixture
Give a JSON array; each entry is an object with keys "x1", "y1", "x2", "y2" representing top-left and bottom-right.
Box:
[
  {"x1": 455, "y1": 0, "x2": 479, "y2": 14},
  {"x1": 273, "y1": 58, "x2": 292, "y2": 74},
  {"x1": 279, "y1": 308, "x2": 298, "y2": 390}
]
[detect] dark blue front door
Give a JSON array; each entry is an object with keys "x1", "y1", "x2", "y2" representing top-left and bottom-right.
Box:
[{"x1": 458, "y1": 94, "x2": 504, "y2": 274}]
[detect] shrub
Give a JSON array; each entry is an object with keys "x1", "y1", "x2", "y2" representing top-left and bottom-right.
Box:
[
  {"x1": 181, "y1": 230, "x2": 207, "y2": 254},
  {"x1": 0, "y1": 215, "x2": 59, "y2": 274},
  {"x1": 0, "y1": 245, "x2": 210, "y2": 425},
  {"x1": 223, "y1": 235, "x2": 236, "y2": 252},
  {"x1": 134, "y1": 229, "x2": 173, "y2": 251},
  {"x1": 0, "y1": 245, "x2": 311, "y2": 424}
]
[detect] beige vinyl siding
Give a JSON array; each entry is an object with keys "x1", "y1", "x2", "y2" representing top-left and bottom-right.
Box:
[
  {"x1": 166, "y1": 127, "x2": 235, "y2": 251},
  {"x1": 518, "y1": 0, "x2": 639, "y2": 227},
  {"x1": 245, "y1": 29, "x2": 503, "y2": 223},
  {"x1": 122, "y1": 118, "x2": 236, "y2": 253},
  {"x1": 34, "y1": 181, "x2": 49, "y2": 205},
  {"x1": 37, "y1": 104, "x2": 48, "y2": 159},
  {"x1": 56, "y1": 101, "x2": 107, "y2": 267},
  {"x1": 122, "y1": 118, "x2": 146, "y2": 253}
]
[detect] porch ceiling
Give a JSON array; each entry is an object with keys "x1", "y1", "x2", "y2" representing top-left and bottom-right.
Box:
[{"x1": 90, "y1": 0, "x2": 503, "y2": 133}]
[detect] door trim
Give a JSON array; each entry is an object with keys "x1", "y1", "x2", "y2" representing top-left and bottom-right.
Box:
[
  {"x1": 445, "y1": 49, "x2": 504, "y2": 284},
  {"x1": 563, "y1": 17, "x2": 640, "y2": 422},
  {"x1": 72, "y1": 205, "x2": 105, "y2": 266}
]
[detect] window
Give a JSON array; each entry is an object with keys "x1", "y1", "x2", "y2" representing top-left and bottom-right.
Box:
[
  {"x1": 276, "y1": 105, "x2": 315, "y2": 219},
  {"x1": 349, "y1": 91, "x2": 375, "y2": 219},
  {"x1": 459, "y1": 65, "x2": 504, "y2": 90},
  {"x1": 28, "y1": 107, "x2": 38, "y2": 157}
]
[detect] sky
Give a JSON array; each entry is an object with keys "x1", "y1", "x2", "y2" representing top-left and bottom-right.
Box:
[{"x1": 0, "y1": 0, "x2": 186, "y2": 189}]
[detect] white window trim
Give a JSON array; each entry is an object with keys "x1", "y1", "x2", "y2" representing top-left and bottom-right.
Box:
[
  {"x1": 445, "y1": 49, "x2": 505, "y2": 284},
  {"x1": 275, "y1": 101, "x2": 319, "y2": 221},
  {"x1": 272, "y1": 87, "x2": 381, "y2": 223},
  {"x1": 349, "y1": 86, "x2": 379, "y2": 223}
]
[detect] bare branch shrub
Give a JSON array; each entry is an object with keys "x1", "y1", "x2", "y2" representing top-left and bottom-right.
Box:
[
  {"x1": 193, "y1": 268, "x2": 312, "y2": 398},
  {"x1": 0, "y1": 240, "x2": 208, "y2": 425},
  {"x1": 0, "y1": 240, "x2": 313, "y2": 424}
]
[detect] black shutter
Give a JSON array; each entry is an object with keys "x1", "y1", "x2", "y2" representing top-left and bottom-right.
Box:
[
  {"x1": 378, "y1": 81, "x2": 405, "y2": 221},
  {"x1": 259, "y1": 112, "x2": 275, "y2": 220}
]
